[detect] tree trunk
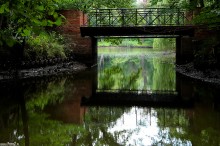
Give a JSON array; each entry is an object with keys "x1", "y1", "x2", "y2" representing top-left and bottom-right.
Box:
[
  {"x1": 189, "y1": 0, "x2": 197, "y2": 9},
  {"x1": 199, "y1": 0, "x2": 204, "y2": 7},
  {"x1": 0, "y1": 15, "x2": 3, "y2": 29}
]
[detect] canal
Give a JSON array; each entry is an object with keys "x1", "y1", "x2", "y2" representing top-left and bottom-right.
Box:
[{"x1": 0, "y1": 47, "x2": 220, "y2": 146}]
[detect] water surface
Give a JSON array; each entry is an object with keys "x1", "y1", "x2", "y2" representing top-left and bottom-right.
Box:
[{"x1": 0, "y1": 48, "x2": 220, "y2": 146}]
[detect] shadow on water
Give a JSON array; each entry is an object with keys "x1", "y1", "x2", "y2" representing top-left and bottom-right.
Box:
[{"x1": 0, "y1": 49, "x2": 220, "y2": 145}]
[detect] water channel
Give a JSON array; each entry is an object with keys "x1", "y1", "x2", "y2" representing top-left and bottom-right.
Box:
[{"x1": 0, "y1": 47, "x2": 220, "y2": 146}]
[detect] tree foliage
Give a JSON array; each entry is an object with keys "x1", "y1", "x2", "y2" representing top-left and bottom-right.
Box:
[
  {"x1": 193, "y1": 6, "x2": 220, "y2": 28},
  {"x1": 0, "y1": 0, "x2": 136, "y2": 48},
  {"x1": 0, "y1": 0, "x2": 62, "y2": 47},
  {"x1": 57, "y1": 0, "x2": 135, "y2": 11}
]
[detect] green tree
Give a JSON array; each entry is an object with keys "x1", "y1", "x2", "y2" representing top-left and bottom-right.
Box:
[
  {"x1": 57, "y1": 0, "x2": 135, "y2": 11},
  {"x1": 0, "y1": 0, "x2": 62, "y2": 47}
]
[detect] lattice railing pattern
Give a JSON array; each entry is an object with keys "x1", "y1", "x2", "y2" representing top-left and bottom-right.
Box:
[{"x1": 82, "y1": 8, "x2": 191, "y2": 27}]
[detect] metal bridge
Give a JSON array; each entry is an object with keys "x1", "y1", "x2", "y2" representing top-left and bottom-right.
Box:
[{"x1": 80, "y1": 8, "x2": 195, "y2": 37}]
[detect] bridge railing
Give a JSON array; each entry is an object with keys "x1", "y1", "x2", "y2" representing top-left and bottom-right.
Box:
[
  {"x1": 82, "y1": 8, "x2": 192, "y2": 27},
  {"x1": 96, "y1": 89, "x2": 178, "y2": 95}
]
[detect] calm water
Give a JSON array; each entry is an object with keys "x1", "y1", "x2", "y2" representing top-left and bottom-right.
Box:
[{"x1": 0, "y1": 48, "x2": 220, "y2": 146}]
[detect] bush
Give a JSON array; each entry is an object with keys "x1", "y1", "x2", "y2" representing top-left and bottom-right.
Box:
[{"x1": 25, "y1": 31, "x2": 70, "y2": 60}]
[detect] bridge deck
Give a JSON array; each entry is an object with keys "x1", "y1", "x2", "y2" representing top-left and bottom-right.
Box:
[{"x1": 80, "y1": 26, "x2": 195, "y2": 37}]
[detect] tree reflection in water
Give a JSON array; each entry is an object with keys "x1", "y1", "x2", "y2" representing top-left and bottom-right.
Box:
[
  {"x1": 0, "y1": 49, "x2": 220, "y2": 145},
  {"x1": 98, "y1": 52, "x2": 176, "y2": 91}
]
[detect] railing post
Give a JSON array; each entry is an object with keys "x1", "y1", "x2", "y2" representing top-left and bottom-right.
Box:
[
  {"x1": 163, "y1": 9, "x2": 166, "y2": 25},
  {"x1": 96, "y1": 9, "x2": 98, "y2": 26},
  {"x1": 148, "y1": 9, "x2": 152, "y2": 25},
  {"x1": 169, "y1": 11, "x2": 172, "y2": 25},
  {"x1": 109, "y1": 9, "x2": 111, "y2": 26},
  {"x1": 121, "y1": 8, "x2": 125, "y2": 26},
  {"x1": 135, "y1": 9, "x2": 138, "y2": 26},
  {"x1": 177, "y1": 8, "x2": 180, "y2": 25},
  {"x1": 182, "y1": 11, "x2": 185, "y2": 25},
  {"x1": 157, "y1": 8, "x2": 161, "y2": 25}
]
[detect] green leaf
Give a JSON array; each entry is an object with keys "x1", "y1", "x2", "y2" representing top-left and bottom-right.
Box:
[
  {"x1": 53, "y1": 13, "x2": 58, "y2": 19},
  {"x1": 54, "y1": 17, "x2": 62, "y2": 26},
  {"x1": 0, "y1": 2, "x2": 9, "y2": 14},
  {"x1": 5, "y1": 38, "x2": 16, "y2": 47},
  {"x1": 47, "y1": 20, "x2": 54, "y2": 27},
  {"x1": 36, "y1": 5, "x2": 45, "y2": 11},
  {"x1": 22, "y1": 28, "x2": 31, "y2": 36},
  {"x1": 0, "y1": 6, "x2": 4, "y2": 13},
  {"x1": 49, "y1": 10, "x2": 55, "y2": 16},
  {"x1": 17, "y1": 27, "x2": 23, "y2": 33},
  {"x1": 41, "y1": 20, "x2": 48, "y2": 26},
  {"x1": 32, "y1": 19, "x2": 41, "y2": 25}
]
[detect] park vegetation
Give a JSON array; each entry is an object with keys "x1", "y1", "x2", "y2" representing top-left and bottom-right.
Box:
[
  {"x1": 0, "y1": 0, "x2": 219, "y2": 69},
  {"x1": 147, "y1": 0, "x2": 220, "y2": 69}
]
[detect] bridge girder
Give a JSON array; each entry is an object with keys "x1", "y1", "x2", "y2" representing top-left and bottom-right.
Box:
[{"x1": 80, "y1": 26, "x2": 195, "y2": 37}]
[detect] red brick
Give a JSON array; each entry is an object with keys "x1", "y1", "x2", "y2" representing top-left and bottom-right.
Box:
[{"x1": 57, "y1": 10, "x2": 92, "y2": 55}]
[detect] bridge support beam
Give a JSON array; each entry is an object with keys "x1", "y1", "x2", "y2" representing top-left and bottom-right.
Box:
[
  {"x1": 176, "y1": 36, "x2": 194, "y2": 65},
  {"x1": 176, "y1": 37, "x2": 182, "y2": 65},
  {"x1": 91, "y1": 37, "x2": 98, "y2": 66}
]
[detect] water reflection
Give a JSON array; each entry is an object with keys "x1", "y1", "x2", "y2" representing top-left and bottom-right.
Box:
[
  {"x1": 0, "y1": 49, "x2": 220, "y2": 145},
  {"x1": 107, "y1": 107, "x2": 190, "y2": 145},
  {"x1": 98, "y1": 50, "x2": 176, "y2": 91}
]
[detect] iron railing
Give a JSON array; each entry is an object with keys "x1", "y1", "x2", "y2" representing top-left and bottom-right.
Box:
[{"x1": 82, "y1": 8, "x2": 191, "y2": 27}]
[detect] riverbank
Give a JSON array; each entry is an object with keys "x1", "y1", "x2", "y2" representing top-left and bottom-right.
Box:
[
  {"x1": 0, "y1": 61, "x2": 87, "y2": 81},
  {"x1": 176, "y1": 62, "x2": 220, "y2": 86},
  {"x1": 1, "y1": 59, "x2": 220, "y2": 87}
]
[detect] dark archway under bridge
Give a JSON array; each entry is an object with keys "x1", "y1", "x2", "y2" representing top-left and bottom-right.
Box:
[{"x1": 80, "y1": 26, "x2": 195, "y2": 65}]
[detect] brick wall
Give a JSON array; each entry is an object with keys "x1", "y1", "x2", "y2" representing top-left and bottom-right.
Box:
[
  {"x1": 45, "y1": 78, "x2": 93, "y2": 124},
  {"x1": 57, "y1": 10, "x2": 92, "y2": 57},
  {"x1": 195, "y1": 29, "x2": 219, "y2": 40}
]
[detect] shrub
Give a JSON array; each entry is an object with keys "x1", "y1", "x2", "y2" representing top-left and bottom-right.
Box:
[{"x1": 25, "y1": 31, "x2": 70, "y2": 60}]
